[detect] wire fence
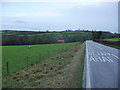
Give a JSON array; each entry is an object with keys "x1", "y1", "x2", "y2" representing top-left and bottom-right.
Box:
[{"x1": 2, "y1": 43, "x2": 79, "y2": 76}]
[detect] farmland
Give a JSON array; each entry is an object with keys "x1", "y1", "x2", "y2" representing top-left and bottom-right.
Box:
[
  {"x1": 3, "y1": 30, "x2": 119, "y2": 46},
  {"x1": 103, "y1": 38, "x2": 120, "y2": 41},
  {"x1": 2, "y1": 42, "x2": 85, "y2": 88},
  {"x1": 94, "y1": 38, "x2": 120, "y2": 49},
  {"x1": 2, "y1": 30, "x2": 120, "y2": 88},
  {"x1": 2, "y1": 42, "x2": 80, "y2": 76}
]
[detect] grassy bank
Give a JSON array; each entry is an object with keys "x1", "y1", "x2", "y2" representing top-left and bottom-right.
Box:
[{"x1": 3, "y1": 42, "x2": 85, "y2": 88}]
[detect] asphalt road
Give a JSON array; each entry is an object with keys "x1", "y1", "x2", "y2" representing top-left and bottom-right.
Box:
[{"x1": 83, "y1": 40, "x2": 120, "y2": 88}]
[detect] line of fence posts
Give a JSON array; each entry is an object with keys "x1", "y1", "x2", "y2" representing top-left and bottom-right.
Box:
[
  {"x1": 5, "y1": 48, "x2": 57, "y2": 75},
  {"x1": 5, "y1": 44, "x2": 70, "y2": 75}
]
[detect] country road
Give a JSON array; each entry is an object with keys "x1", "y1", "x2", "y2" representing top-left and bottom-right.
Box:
[{"x1": 83, "y1": 40, "x2": 120, "y2": 88}]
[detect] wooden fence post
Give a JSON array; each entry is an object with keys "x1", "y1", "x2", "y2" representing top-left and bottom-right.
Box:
[
  {"x1": 48, "y1": 50, "x2": 49, "y2": 57},
  {"x1": 6, "y1": 62, "x2": 9, "y2": 74},
  {"x1": 54, "y1": 47, "x2": 56, "y2": 55},
  {"x1": 39, "y1": 53, "x2": 41, "y2": 62},
  {"x1": 26, "y1": 56, "x2": 28, "y2": 69}
]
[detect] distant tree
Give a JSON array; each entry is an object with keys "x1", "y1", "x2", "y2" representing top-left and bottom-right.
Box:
[
  {"x1": 46, "y1": 30, "x2": 49, "y2": 32},
  {"x1": 92, "y1": 31, "x2": 103, "y2": 40}
]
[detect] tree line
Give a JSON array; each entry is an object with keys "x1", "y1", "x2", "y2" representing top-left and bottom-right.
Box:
[{"x1": 2, "y1": 31, "x2": 120, "y2": 45}]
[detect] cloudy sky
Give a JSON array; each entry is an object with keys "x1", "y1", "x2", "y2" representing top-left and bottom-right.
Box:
[{"x1": 1, "y1": 1, "x2": 118, "y2": 32}]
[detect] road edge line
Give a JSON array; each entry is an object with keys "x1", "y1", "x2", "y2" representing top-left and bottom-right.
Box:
[{"x1": 86, "y1": 41, "x2": 91, "y2": 88}]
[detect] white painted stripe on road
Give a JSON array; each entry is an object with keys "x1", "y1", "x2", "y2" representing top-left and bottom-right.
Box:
[
  {"x1": 86, "y1": 41, "x2": 91, "y2": 88},
  {"x1": 96, "y1": 46, "x2": 102, "y2": 50},
  {"x1": 101, "y1": 56, "x2": 106, "y2": 62},
  {"x1": 98, "y1": 56, "x2": 103, "y2": 62},
  {"x1": 111, "y1": 54, "x2": 120, "y2": 60},
  {"x1": 94, "y1": 57, "x2": 98, "y2": 62},
  {"x1": 96, "y1": 52, "x2": 112, "y2": 56},
  {"x1": 102, "y1": 56, "x2": 111, "y2": 63},
  {"x1": 97, "y1": 52, "x2": 100, "y2": 55},
  {"x1": 90, "y1": 56, "x2": 96, "y2": 62},
  {"x1": 108, "y1": 53, "x2": 111, "y2": 56},
  {"x1": 100, "y1": 52, "x2": 103, "y2": 55},
  {"x1": 89, "y1": 52, "x2": 94, "y2": 55},
  {"x1": 106, "y1": 57, "x2": 114, "y2": 63}
]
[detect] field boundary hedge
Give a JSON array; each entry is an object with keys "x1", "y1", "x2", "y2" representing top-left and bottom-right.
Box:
[{"x1": 93, "y1": 39, "x2": 120, "y2": 47}]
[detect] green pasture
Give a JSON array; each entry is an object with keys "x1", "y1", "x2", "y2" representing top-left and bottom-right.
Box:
[
  {"x1": 2, "y1": 42, "x2": 80, "y2": 76},
  {"x1": 103, "y1": 38, "x2": 120, "y2": 41}
]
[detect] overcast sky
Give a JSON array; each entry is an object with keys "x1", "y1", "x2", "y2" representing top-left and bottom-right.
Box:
[{"x1": 1, "y1": 2, "x2": 118, "y2": 33}]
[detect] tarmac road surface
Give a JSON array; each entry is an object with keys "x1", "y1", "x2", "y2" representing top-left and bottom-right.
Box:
[{"x1": 83, "y1": 40, "x2": 119, "y2": 88}]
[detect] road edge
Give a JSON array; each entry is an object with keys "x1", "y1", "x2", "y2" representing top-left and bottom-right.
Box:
[{"x1": 83, "y1": 41, "x2": 91, "y2": 88}]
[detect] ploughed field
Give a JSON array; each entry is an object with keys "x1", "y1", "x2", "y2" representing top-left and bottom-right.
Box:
[{"x1": 2, "y1": 42, "x2": 80, "y2": 76}]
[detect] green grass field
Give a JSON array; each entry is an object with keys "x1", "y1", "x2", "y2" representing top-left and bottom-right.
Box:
[
  {"x1": 2, "y1": 42, "x2": 80, "y2": 76},
  {"x1": 103, "y1": 38, "x2": 120, "y2": 41}
]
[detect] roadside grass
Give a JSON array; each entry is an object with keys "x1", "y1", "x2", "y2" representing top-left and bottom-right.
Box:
[
  {"x1": 2, "y1": 42, "x2": 85, "y2": 88},
  {"x1": 103, "y1": 38, "x2": 120, "y2": 41},
  {"x1": 79, "y1": 43, "x2": 85, "y2": 88},
  {"x1": 2, "y1": 42, "x2": 80, "y2": 76}
]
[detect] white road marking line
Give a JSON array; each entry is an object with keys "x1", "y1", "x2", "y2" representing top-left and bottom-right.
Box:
[
  {"x1": 90, "y1": 56, "x2": 96, "y2": 62},
  {"x1": 100, "y1": 52, "x2": 104, "y2": 56},
  {"x1": 96, "y1": 52, "x2": 112, "y2": 56},
  {"x1": 102, "y1": 56, "x2": 111, "y2": 63},
  {"x1": 90, "y1": 52, "x2": 115, "y2": 63},
  {"x1": 104, "y1": 52, "x2": 107, "y2": 56},
  {"x1": 89, "y1": 52, "x2": 94, "y2": 55},
  {"x1": 97, "y1": 52, "x2": 100, "y2": 55},
  {"x1": 89, "y1": 53, "x2": 93, "y2": 55},
  {"x1": 86, "y1": 41, "x2": 91, "y2": 88},
  {"x1": 95, "y1": 57, "x2": 99, "y2": 62},
  {"x1": 106, "y1": 57, "x2": 114, "y2": 63},
  {"x1": 90, "y1": 55, "x2": 113, "y2": 63},
  {"x1": 107, "y1": 53, "x2": 111, "y2": 56},
  {"x1": 96, "y1": 46, "x2": 102, "y2": 50},
  {"x1": 98, "y1": 56, "x2": 103, "y2": 62},
  {"x1": 111, "y1": 54, "x2": 120, "y2": 59},
  {"x1": 101, "y1": 56, "x2": 106, "y2": 62}
]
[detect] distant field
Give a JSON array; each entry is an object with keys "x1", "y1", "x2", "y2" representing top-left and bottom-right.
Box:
[
  {"x1": 2, "y1": 42, "x2": 80, "y2": 76},
  {"x1": 103, "y1": 38, "x2": 120, "y2": 41},
  {"x1": 94, "y1": 38, "x2": 120, "y2": 49}
]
